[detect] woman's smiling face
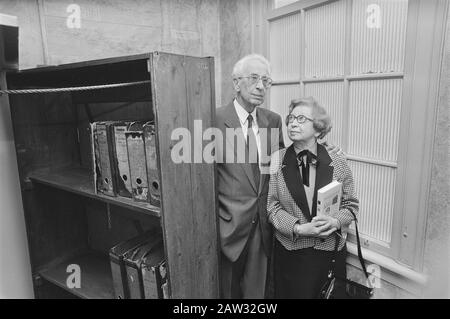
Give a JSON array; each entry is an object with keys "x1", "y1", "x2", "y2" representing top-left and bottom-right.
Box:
[{"x1": 287, "y1": 106, "x2": 320, "y2": 143}]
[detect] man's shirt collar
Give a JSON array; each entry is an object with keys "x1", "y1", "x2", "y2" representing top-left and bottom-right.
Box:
[{"x1": 234, "y1": 99, "x2": 257, "y2": 127}]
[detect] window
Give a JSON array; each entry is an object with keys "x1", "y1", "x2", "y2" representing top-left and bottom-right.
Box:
[
  {"x1": 274, "y1": 0, "x2": 299, "y2": 9},
  {"x1": 260, "y1": 0, "x2": 446, "y2": 285}
]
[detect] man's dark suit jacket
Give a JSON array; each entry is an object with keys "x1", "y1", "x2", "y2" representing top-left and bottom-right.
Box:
[{"x1": 216, "y1": 101, "x2": 284, "y2": 262}]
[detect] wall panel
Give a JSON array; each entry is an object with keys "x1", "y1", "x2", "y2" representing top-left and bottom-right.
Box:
[
  {"x1": 348, "y1": 79, "x2": 402, "y2": 162},
  {"x1": 269, "y1": 12, "x2": 301, "y2": 81},
  {"x1": 349, "y1": 160, "x2": 396, "y2": 244},
  {"x1": 305, "y1": 0, "x2": 346, "y2": 77},
  {"x1": 304, "y1": 81, "x2": 345, "y2": 146},
  {"x1": 351, "y1": 0, "x2": 408, "y2": 74}
]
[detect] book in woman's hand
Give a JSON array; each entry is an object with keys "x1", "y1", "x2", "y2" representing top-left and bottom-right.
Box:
[{"x1": 317, "y1": 180, "x2": 342, "y2": 216}]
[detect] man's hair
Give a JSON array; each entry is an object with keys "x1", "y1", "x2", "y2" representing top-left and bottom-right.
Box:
[{"x1": 232, "y1": 54, "x2": 271, "y2": 79}]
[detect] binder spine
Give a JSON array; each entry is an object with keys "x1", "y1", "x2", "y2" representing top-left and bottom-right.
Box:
[
  {"x1": 126, "y1": 130, "x2": 149, "y2": 202},
  {"x1": 91, "y1": 122, "x2": 98, "y2": 195},
  {"x1": 156, "y1": 261, "x2": 167, "y2": 299},
  {"x1": 109, "y1": 253, "x2": 129, "y2": 299},
  {"x1": 112, "y1": 124, "x2": 133, "y2": 198},
  {"x1": 144, "y1": 124, "x2": 161, "y2": 206},
  {"x1": 125, "y1": 259, "x2": 145, "y2": 299},
  {"x1": 142, "y1": 255, "x2": 166, "y2": 299},
  {"x1": 94, "y1": 122, "x2": 116, "y2": 196}
]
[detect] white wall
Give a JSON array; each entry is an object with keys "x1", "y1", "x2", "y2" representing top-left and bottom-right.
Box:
[
  {"x1": 0, "y1": 13, "x2": 33, "y2": 299},
  {"x1": 0, "y1": 124, "x2": 34, "y2": 299}
]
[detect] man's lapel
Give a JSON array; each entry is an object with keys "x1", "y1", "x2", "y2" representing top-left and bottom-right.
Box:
[
  {"x1": 223, "y1": 101, "x2": 257, "y2": 193},
  {"x1": 256, "y1": 107, "x2": 271, "y2": 194}
]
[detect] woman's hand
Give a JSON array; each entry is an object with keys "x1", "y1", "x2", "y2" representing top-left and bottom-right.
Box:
[
  {"x1": 312, "y1": 215, "x2": 340, "y2": 232},
  {"x1": 294, "y1": 218, "x2": 337, "y2": 239}
]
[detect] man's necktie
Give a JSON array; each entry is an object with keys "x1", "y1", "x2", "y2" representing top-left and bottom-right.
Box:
[
  {"x1": 297, "y1": 150, "x2": 317, "y2": 187},
  {"x1": 247, "y1": 114, "x2": 260, "y2": 191}
]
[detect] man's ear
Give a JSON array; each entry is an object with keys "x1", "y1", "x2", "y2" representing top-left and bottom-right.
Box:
[{"x1": 233, "y1": 78, "x2": 240, "y2": 92}]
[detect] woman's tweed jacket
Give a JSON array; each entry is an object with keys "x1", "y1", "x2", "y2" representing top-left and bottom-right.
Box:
[{"x1": 267, "y1": 143, "x2": 359, "y2": 251}]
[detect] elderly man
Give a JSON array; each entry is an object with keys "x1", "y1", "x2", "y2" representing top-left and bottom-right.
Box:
[{"x1": 216, "y1": 54, "x2": 284, "y2": 298}]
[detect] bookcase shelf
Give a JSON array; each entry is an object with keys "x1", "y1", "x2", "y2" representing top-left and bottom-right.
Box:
[
  {"x1": 29, "y1": 167, "x2": 161, "y2": 218},
  {"x1": 39, "y1": 251, "x2": 114, "y2": 299}
]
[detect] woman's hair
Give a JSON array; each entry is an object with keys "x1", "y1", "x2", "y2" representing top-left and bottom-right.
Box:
[
  {"x1": 285, "y1": 97, "x2": 332, "y2": 139},
  {"x1": 232, "y1": 54, "x2": 271, "y2": 79}
]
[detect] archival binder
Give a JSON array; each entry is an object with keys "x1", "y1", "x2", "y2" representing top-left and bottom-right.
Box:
[
  {"x1": 111, "y1": 122, "x2": 133, "y2": 198},
  {"x1": 143, "y1": 123, "x2": 161, "y2": 206},
  {"x1": 93, "y1": 121, "x2": 116, "y2": 196},
  {"x1": 123, "y1": 234, "x2": 163, "y2": 299},
  {"x1": 141, "y1": 245, "x2": 166, "y2": 299},
  {"x1": 109, "y1": 230, "x2": 155, "y2": 299},
  {"x1": 162, "y1": 281, "x2": 169, "y2": 299},
  {"x1": 126, "y1": 124, "x2": 148, "y2": 202}
]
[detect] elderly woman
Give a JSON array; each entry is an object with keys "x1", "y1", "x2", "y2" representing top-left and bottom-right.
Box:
[{"x1": 267, "y1": 97, "x2": 359, "y2": 299}]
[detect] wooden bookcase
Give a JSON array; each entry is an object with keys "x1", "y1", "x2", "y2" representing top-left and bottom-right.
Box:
[{"x1": 4, "y1": 52, "x2": 219, "y2": 299}]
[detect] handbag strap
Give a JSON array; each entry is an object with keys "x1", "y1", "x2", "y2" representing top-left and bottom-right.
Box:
[
  {"x1": 350, "y1": 211, "x2": 371, "y2": 280},
  {"x1": 329, "y1": 231, "x2": 341, "y2": 275},
  {"x1": 331, "y1": 210, "x2": 372, "y2": 283}
]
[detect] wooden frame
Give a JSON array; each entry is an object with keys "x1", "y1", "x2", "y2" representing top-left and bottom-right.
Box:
[
  {"x1": 5, "y1": 52, "x2": 219, "y2": 299},
  {"x1": 393, "y1": 0, "x2": 449, "y2": 269},
  {"x1": 266, "y1": 0, "x2": 339, "y2": 21}
]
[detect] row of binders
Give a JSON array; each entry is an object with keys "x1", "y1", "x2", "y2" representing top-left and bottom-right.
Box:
[
  {"x1": 109, "y1": 230, "x2": 167, "y2": 299},
  {"x1": 91, "y1": 121, "x2": 160, "y2": 206}
]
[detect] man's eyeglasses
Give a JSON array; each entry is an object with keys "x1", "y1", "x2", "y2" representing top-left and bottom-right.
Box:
[
  {"x1": 287, "y1": 114, "x2": 314, "y2": 124},
  {"x1": 237, "y1": 74, "x2": 273, "y2": 88}
]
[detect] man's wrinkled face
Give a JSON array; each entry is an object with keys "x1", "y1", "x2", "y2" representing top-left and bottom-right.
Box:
[{"x1": 234, "y1": 59, "x2": 270, "y2": 108}]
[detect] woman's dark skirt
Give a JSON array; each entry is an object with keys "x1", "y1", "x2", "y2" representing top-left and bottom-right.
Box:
[{"x1": 274, "y1": 239, "x2": 347, "y2": 299}]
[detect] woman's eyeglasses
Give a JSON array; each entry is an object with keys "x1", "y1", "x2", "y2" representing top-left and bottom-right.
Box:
[
  {"x1": 287, "y1": 114, "x2": 314, "y2": 124},
  {"x1": 237, "y1": 74, "x2": 273, "y2": 88}
]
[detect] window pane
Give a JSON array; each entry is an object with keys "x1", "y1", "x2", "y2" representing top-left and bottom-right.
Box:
[
  {"x1": 305, "y1": 0, "x2": 346, "y2": 78},
  {"x1": 269, "y1": 13, "x2": 301, "y2": 80},
  {"x1": 274, "y1": 0, "x2": 299, "y2": 9},
  {"x1": 269, "y1": 85, "x2": 300, "y2": 145},
  {"x1": 348, "y1": 79, "x2": 402, "y2": 162},
  {"x1": 304, "y1": 81, "x2": 345, "y2": 147},
  {"x1": 349, "y1": 161, "x2": 395, "y2": 244},
  {"x1": 351, "y1": 0, "x2": 408, "y2": 74}
]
